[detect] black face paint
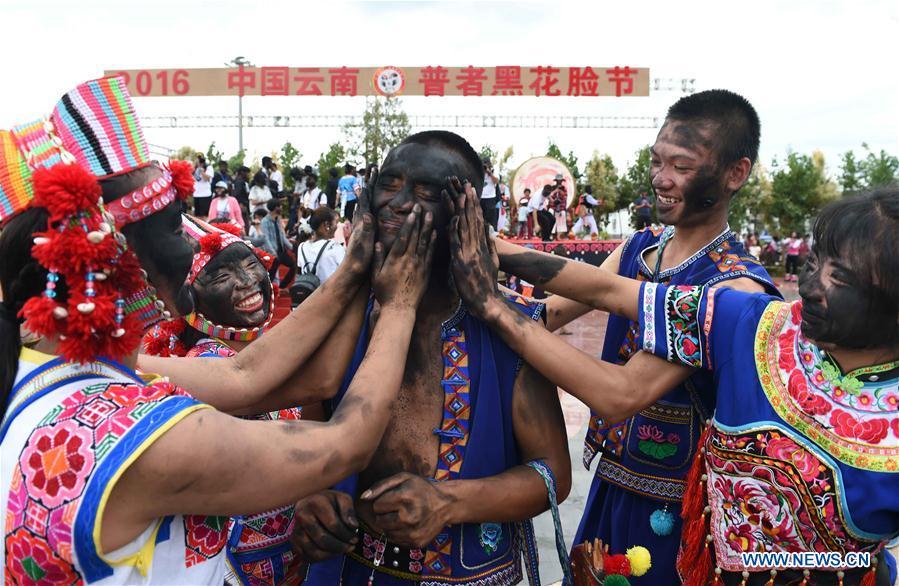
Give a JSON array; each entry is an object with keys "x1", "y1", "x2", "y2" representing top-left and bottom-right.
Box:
[
  {"x1": 374, "y1": 143, "x2": 476, "y2": 265},
  {"x1": 499, "y1": 251, "x2": 566, "y2": 286},
  {"x1": 669, "y1": 122, "x2": 715, "y2": 153},
  {"x1": 194, "y1": 245, "x2": 271, "y2": 328},
  {"x1": 798, "y1": 252, "x2": 897, "y2": 349},
  {"x1": 682, "y1": 164, "x2": 724, "y2": 213}
]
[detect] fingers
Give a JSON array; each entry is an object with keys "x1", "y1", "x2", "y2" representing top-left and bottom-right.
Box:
[
  {"x1": 359, "y1": 170, "x2": 376, "y2": 217},
  {"x1": 334, "y1": 492, "x2": 359, "y2": 533},
  {"x1": 360, "y1": 474, "x2": 408, "y2": 501},
  {"x1": 388, "y1": 205, "x2": 420, "y2": 259},
  {"x1": 451, "y1": 177, "x2": 467, "y2": 211},
  {"x1": 371, "y1": 242, "x2": 385, "y2": 282},
  {"x1": 441, "y1": 189, "x2": 455, "y2": 217},
  {"x1": 416, "y1": 211, "x2": 434, "y2": 260},
  {"x1": 449, "y1": 216, "x2": 462, "y2": 259}
]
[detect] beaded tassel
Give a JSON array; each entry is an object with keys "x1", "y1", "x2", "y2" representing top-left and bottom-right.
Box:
[
  {"x1": 764, "y1": 569, "x2": 777, "y2": 586},
  {"x1": 798, "y1": 568, "x2": 810, "y2": 585}
]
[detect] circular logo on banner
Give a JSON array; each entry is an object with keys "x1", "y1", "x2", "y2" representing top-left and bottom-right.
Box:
[{"x1": 373, "y1": 67, "x2": 406, "y2": 97}]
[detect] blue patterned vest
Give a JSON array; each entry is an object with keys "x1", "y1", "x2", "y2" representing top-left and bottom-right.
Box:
[
  {"x1": 305, "y1": 294, "x2": 545, "y2": 585},
  {"x1": 583, "y1": 226, "x2": 779, "y2": 503}
]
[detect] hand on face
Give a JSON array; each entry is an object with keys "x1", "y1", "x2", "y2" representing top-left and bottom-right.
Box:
[
  {"x1": 343, "y1": 172, "x2": 376, "y2": 281},
  {"x1": 291, "y1": 490, "x2": 358, "y2": 562},
  {"x1": 446, "y1": 176, "x2": 500, "y2": 318},
  {"x1": 371, "y1": 203, "x2": 435, "y2": 310},
  {"x1": 359, "y1": 472, "x2": 451, "y2": 548}
]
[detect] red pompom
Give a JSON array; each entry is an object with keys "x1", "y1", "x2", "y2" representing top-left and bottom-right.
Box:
[
  {"x1": 199, "y1": 233, "x2": 224, "y2": 256},
  {"x1": 98, "y1": 312, "x2": 143, "y2": 359},
  {"x1": 603, "y1": 554, "x2": 631, "y2": 577},
  {"x1": 142, "y1": 320, "x2": 187, "y2": 357},
  {"x1": 253, "y1": 247, "x2": 274, "y2": 270},
  {"x1": 114, "y1": 250, "x2": 148, "y2": 295},
  {"x1": 31, "y1": 164, "x2": 102, "y2": 222},
  {"x1": 167, "y1": 160, "x2": 195, "y2": 201},
  {"x1": 214, "y1": 221, "x2": 243, "y2": 237},
  {"x1": 21, "y1": 295, "x2": 64, "y2": 338}
]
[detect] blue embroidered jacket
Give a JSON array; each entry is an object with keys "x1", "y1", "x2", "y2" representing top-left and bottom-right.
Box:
[
  {"x1": 583, "y1": 226, "x2": 779, "y2": 502},
  {"x1": 304, "y1": 295, "x2": 545, "y2": 586}
]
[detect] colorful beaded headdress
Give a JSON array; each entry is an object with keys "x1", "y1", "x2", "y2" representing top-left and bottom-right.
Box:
[
  {"x1": 143, "y1": 215, "x2": 275, "y2": 354},
  {"x1": 11, "y1": 76, "x2": 194, "y2": 363}
]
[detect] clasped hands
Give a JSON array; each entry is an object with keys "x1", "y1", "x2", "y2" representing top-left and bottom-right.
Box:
[{"x1": 292, "y1": 473, "x2": 453, "y2": 561}]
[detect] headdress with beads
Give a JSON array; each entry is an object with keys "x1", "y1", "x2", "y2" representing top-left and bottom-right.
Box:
[{"x1": 7, "y1": 76, "x2": 193, "y2": 364}]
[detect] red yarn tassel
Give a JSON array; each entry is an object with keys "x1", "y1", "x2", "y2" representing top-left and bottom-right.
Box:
[
  {"x1": 167, "y1": 159, "x2": 196, "y2": 201},
  {"x1": 860, "y1": 565, "x2": 877, "y2": 586},
  {"x1": 677, "y1": 423, "x2": 712, "y2": 579},
  {"x1": 683, "y1": 541, "x2": 713, "y2": 586}
]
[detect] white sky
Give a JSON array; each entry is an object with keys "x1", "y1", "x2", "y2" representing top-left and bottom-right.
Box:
[{"x1": 2, "y1": 0, "x2": 897, "y2": 176}]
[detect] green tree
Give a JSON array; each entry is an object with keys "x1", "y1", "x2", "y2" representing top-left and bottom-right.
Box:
[
  {"x1": 497, "y1": 146, "x2": 514, "y2": 181},
  {"x1": 226, "y1": 150, "x2": 246, "y2": 173},
  {"x1": 729, "y1": 163, "x2": 770, "y2": 233},
  {"x1": 766, "y1": 151, "x2": 831, "y2": 234},
  {"x1": 205, "y1": 142, "x2": 224, "y2": 165},
  {"x1": 343, "y1": 97, "x2": 411, "y2": 166},
  {"x1": 170, "y1": 146, "x2": 197, "y2": 162},
  {"x1": 617, "y1": 146, "x2": 653, "y2": 227},
  {"x1": 546, "y1": 140, "x2": 581, "y2": 183},
  {"x1": 279, "y1": 142, "x2": 301, "y2": 191},
  {"x1": 583, "y1": 151, "x2": 619, "y2": 213},
  {"x1": 839, "y1": 150, "x2": 863, "y2": 195},
  {"x1": 860, "y1": 144, "x2": 899, "y2": 189},
  {"x1": 316, "y1": 143, "x2": 347, "y2": 184}
]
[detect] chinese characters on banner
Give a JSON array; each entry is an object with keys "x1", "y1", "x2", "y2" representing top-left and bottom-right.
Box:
[{"x1": 103, "y1": 66, "x2": 650, "y2": 98}]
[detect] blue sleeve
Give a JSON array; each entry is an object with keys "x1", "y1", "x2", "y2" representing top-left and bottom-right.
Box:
[{"x1": 637, "y1": 282, "x2": 761, "y2": 371}]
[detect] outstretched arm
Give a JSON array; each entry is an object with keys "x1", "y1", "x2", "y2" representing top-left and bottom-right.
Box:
[
  {"x1": 542, "y1": 242, "x2": 624, "y2": 331},
  {"x1": 104, "y1": 207, "x2": 436, "y2": 554},
  {"x1": 138, "y1": 181, "x2": 378, "y2": 414}
]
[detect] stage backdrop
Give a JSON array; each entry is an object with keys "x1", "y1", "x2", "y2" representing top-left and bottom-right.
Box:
[
  {"x1": 511, "y1": 157, "x2": 576, "y2": 206},
  {"x1": 102, "y1": 66, "x2": 649, "y2": 98}
]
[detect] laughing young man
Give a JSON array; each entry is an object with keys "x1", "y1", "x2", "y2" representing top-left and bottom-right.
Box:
[{"x1": 541, "y1": 90, "x2": 780, "y2": 583}]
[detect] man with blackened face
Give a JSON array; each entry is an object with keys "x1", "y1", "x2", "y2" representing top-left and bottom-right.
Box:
[
  {"x1": 529, "y1": 90, "x2": 780, "y2": 585},
  {"x1": 296, "y1": 131, "x2": 571, "y2": 586}
]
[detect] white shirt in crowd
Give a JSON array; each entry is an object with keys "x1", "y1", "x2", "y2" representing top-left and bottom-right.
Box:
[
  {"x1": 248, "y1": 185, "x2": 272, "y2": 212},
  {"x1": 194, "y1": 166, "x2": 213, "y2": 199},
  {"x1": 526, "y1": 191, "x2": 545, "y2": 212},
  {"x1": 297, "y1": 239, "x2": 345, "y2": 283},
  {"x1": 303, "y1": 188, "x2": 327, "y2": 210},
  {"x1": 481, "y1": 173, "x2": 497, "y2": 199},
  {"x1": 269, "y1": 169, "x2": 284, "y2": 192}
]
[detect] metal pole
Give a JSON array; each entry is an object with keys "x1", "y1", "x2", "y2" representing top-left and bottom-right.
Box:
[{"x1": 238, "y1": 94, "x2": 244, "y2": 152}]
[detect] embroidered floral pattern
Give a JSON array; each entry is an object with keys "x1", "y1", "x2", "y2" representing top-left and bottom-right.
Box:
[
  {"x1": 4, "y1": 379, "x2": 201, "y2": 584},
  {"x1": 705, "y1": 426, "x2": 880, "y2": 572},
  {"x1": 635, "y1": 424, "x2": 681, "y2": 460},
  {"x1": 756, "y1": 301, "x2": 899, "y2": 471},
  {"x1": 184, "y1": 515, "x2": 228, "y2": 567},
  {"x1": 664, "y1": 286, "x2": 704, "y2": 367}
]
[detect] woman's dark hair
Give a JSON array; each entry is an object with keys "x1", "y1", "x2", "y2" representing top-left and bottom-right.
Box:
[
  {"x1": 812, "y1": 187, "x2": 899, "y2": 348},
  {"x1": 0, "y1": 208, "x2": 69, "y2": 409},
  {"x1": 309, "y1": 207, "x2": 336, "y2": 233}
]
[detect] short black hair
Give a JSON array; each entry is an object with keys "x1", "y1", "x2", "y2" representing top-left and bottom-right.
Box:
[
  {"x1": 262, "y1": 156, "x2": 273, "y2": 167},
  {"x1": 310, "y1": 207, "x2": 336, "y2": 232},
  {"x1": 524, "y1": 188, "x2": 531, "y2": 194},
  {"x1": 238, "y1": 165, "x2": 250, "y2": 174},
  {"x1": 218, "y1": 161, "x2": 229, "y2": 169},
  {"x1": 665, "y1": 89, "x2": 761, "y2": 167},
  {"x1": 344, "y1": 163, "x2": 355, "y2": 174},
  {"x1": 399, "y1": 131, "x2": 485, "y2": 193},
  {"x1": 812, "y1": 188, "x2": 899, "y2": 347},
  {"x1": 253, "y1": 209, "x2": 267, "y2": 219},
  {"x1": 266, "y1": 199, "x2": 281, "y2": 212},
  {"x1": 329, "y1": 167, "x2": 339, "y2": 178}
]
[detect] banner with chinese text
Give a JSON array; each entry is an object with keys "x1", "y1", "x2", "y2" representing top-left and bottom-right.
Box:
[{"x1": 102, "y1": 66, "x2": 649, "y2": 98}]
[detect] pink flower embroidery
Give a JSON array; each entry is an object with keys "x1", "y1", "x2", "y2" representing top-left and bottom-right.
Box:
[
  {"x1": 725, "y1": 524, "x2": 755, "y2": 553},
  {"x1": 765, "y1": 437, "x2": 821, "y2": 483},
  {"x1": 829, "y1": 410, "x2": 890, "y2": 444},
  {"x1": 637, "y1": 425, "x2": 665, "y2": 442},
  {"x1": 22, "y1": 421, "x2": 95, "y2": 508},
  {"x1": 5, "y1": 527, "x2": 78, "y2": 583}
]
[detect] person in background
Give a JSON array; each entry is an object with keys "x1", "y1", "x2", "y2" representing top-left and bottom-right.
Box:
[
  {"x1": 297, "y1": 207, "x2": 346, "y2": 285},
  {"x1": 209, "y1": 180, "x2": 245, "y2": 229},
  {"x1": 262, "y1": 156, "x2": 284, "y2": 192},
  {"x1": 248, "y1": 209, "x2": 266, "y2": 241},
  {"x1": 784, "y1": 230, "x2": 802, "y2": 282},
  {"x1": 325, "y1": 167, "x2": 339, "y2": 210},
  {"x1": 212, "y1": 160, "x2": 231, "y2": 189},
  {"x1": 480, "y1": 158, "x2": 499, "y2": 230},
  {"x1": 261, "y1": 199, "x2": 295, "y2": 287},
  {"x1": 550, "y1": 181, "x2": 569, "y2": 240},
  {"x1": 530, "y1": 184, "x2": 556, "y2": 241},
  {"x1": 232, "y1": 165, "x2": 251, "y2": 228},
  {"x1": 249, "y1": 170, "x2": 273, "y2": 213},
  {"x1": 303, "y1": 175, "x2": 326, "y2": 210},
  {"x1": 518, "y1": 188, "x2": 533, "y2": 238},
  {"x1": 338, "y1": 163, "x2": 357, "y2": 219},
  {"x1": 496, "y1": 179, "x2": 510, "y2": 234},
  {"x1": 193, "y1": 153, "x2": 213, "y2": 217},
  {"x1": 798, "y1": 232, "x2": 811, "y2": 265},
  {"x1": 572, "y1": 185, "x2": 600, "y2": 238},
  {"x1": 634, "y1": 191, "x2": 653, "y2": 230}
]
